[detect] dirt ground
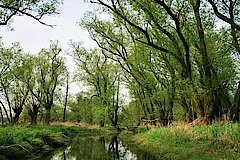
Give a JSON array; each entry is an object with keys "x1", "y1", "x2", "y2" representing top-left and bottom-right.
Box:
[{"x1": 50, "y1": 121, "x2": 100, "y2": 128}]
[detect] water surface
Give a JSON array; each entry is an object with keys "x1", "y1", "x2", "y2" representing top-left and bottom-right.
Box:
[{"x1": 38, "y1": 135, "x2": 156, "y2": 160}]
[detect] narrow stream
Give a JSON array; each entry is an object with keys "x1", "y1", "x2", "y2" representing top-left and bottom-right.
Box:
[{"x1": 38, "y1": 135, "x2": 156, "y2": 160}]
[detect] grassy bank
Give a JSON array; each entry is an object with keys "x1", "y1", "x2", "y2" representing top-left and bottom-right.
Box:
[
  {"x1": 130, "y1": 123, "x2": 240, "y2": 160},
  {"x1": 0, "y1": 125, "x2": 115, "y2": 160}
]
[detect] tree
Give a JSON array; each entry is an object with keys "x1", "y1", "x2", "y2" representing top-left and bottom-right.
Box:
[
  {"x1": 0, "y1": 42, "x2": 31, "y2": 124},
  {"x1": 0, "y1": 0, "x2": 63, "y2": 26},
  {"x1": 62, "y1": 72, "x2": 69, "y2": 122},
  {"x1": 29, "y1": 42, "x2": 66, "y2": 124},
  {"x1": 70, "y1": 43, "x2": 123, "y2": 127},
  {"x1": 10, "y1": 54, "x2": 31, "y2": 123},
  {"x1": 82, "y1": 0, "x2": 239, "y2": 124},
  {"x1": 26, "y1": 95, "x2": 41, "y2": 125}
]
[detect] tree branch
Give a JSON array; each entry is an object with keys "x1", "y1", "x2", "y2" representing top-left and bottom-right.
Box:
[
  {"x1": 0, "y1": 4, "x2": 56, "y2": 27},
  {"x1": 207, "y1": 0, "x2": 240, "y2": 31}
]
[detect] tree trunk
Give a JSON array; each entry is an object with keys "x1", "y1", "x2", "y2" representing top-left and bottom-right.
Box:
[
  {"x1": 114, "y1": 82, "x2": 120, "y2": 128},
  {"x1": 13, "y1": 113, "x2": 20, "y2": 124},
  {"x1": 191, "y1": 0, "x2": 214, "y2": 124},
  {"x1": 192, "y1": 89, "x2": 204, "y2": 119},
  {"x1": 0, "y1": 107, "x2": 3, "y2": 125},
  {"x1": 168, "y1": 76, "x2": 175, "y2": 125},
  {"x1": 13, "y1": 107, "x2": 23, "y2": 124},
  {"x1": 203, "y1": 89, "x2": 213, "y2": 124},
  {"x1": 229, "y1": 0, "x2": 240, "y2": 55},
  {"x1": 31, "y1": 114, "x2": 37, "y2": 125},
  {"x1": 182, "y1": 98, "x2": 192, "y2": 123},
  {"x1": 167, "y1": 93, "x2": 174, "y2": 125},
  {"x1": 114, "y1": 107, "x2": 118, "y2": 128},
  {"x1": 31, "y1": 107, "x2": 38, "y2": 125},
  {"x1": 45, "y1": 108, "x2": 51, "y2": 125},
  {"x1": 13, "y1": 115, "x2": 19, "y2": 124},
  {"x1": 232, "y1": 81, "x2": 240, "y2": 121},
  {"x1": 0, "y1": 100, "x2": 10, "y2": 124},
  {"x1": 63, "y1": 74, "x2": 69, "y2": 122},
  {"x1": 28, "y1": 104, "x2": 40, "y2": 125}
]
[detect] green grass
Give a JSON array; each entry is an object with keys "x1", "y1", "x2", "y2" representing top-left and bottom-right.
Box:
[
  {"x1": 131, "y1": 123, "x2": 240, "y2": 160},
  {"x1": 0, "y1": 124, "x2": 115, "y2": 159},
  {"x1": 0, "y1": 125, "x2": 107, "y2": 145}
]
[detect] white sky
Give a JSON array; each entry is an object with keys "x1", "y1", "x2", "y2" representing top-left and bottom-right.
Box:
[
  {"x1": 0, "y1": 0, "x2": 98, "y2": 94},
  {"x1": 0, "y1": 0, "x2": 97, "y2": 53}
]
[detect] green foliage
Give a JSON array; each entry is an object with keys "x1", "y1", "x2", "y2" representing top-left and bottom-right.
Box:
[
  {"x1": 79, "y1": 0, "x2": 240, "y2": 124},
  {"x1": 0, "y1": 0, "x2": 63, "y2": 26},
  {"x1": 70, "y1": 43, "x2": 124, "y2": 126},
  {"x1": 119, "y1": 100, "x2": 143, "y2": 127},
  {"x1": 67, "y1": 93, "x2": 93, "y2": 123}
]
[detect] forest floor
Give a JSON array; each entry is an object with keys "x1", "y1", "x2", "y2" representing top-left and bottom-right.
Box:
[
  {"x1": 50, "y1": 121, "x2": 100, "y2": 128},
  {"x1": 125, "y1": 122, "x2": 240, "y2": 160}
]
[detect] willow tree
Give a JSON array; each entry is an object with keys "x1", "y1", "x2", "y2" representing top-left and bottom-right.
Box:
[
  {"x1": 29, "y1": 43, "x2": 66, "y2": 125},
  {"x1": 70, "y1": 43, "x2": 122, "y2": 127},
  {"x1": 206, "y1": 0, "x2": 240, "y2": 121},
  {"x1": 82, "y1": 0, "x2": 239, "y2": 124},
  {"x1": 0, "y1": 40, "x2": 17, "y2": 123},
  {"x1": 81, "y1": 0, "x2": 196, "y2": 123},
  {"x1": 0, "y1": 42, "x2": 30, "y2": 124}
]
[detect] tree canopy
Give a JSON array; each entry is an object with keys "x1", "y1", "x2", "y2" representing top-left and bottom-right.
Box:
[{"x1": 0, "y1": 0, "x2": 239, "y2": 127}]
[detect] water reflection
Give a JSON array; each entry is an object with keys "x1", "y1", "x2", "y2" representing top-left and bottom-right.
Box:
[{"x1": 38, "y1": 135, "x2": 156, "y2": 160}]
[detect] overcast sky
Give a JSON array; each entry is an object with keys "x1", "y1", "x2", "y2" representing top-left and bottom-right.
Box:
[{"x1": 0, "y1": 0, "x2": 96, "y2": 53}]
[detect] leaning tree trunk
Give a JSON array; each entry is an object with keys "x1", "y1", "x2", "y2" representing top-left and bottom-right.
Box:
[
  {"x1": 0, "y1": 107, "x2": 3, "y2": 125},
  {"x1": 0, "y1": 100, "x2": 10, "y2": 124},
  {"x1": 191, "y1": 0, "x2": 214, "y2": 124}
]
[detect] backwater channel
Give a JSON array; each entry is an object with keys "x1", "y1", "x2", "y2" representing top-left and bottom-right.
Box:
[{"x1": 37, "y1": 134, "x2": 156, "y2": 160}]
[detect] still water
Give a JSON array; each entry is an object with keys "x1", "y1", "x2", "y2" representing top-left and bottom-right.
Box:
[{"x1": 38, "y1": 135, "x2": 156, "y2": 160}]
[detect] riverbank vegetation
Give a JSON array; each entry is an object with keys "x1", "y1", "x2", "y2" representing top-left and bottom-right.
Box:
[
  {"x1": 0, "y1": 0, "x2": 240, "y2": 159},
  {"x1": 129, "y1": 122, "x2": 240, "y2": 159},
  {"x1": 0, "y1": 125, "x2": 114, "y2": 159}
]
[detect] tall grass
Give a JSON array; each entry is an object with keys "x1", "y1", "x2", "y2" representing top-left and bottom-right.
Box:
[
  {"x1": 134, "y1": 123, "x2": 240, "y2": 159},
  {"x1": 0, "y1": 124, "x2": 104, "y2": 146}
]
